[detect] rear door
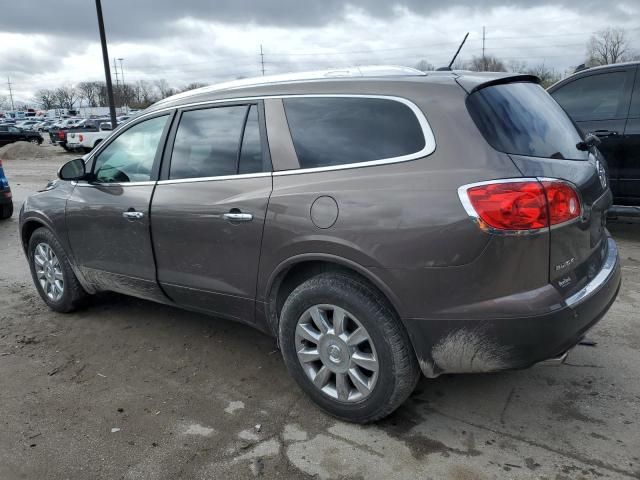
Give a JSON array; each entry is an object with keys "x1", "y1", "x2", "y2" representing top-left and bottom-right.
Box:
[
  {"x1": 151, "y1": 102, "x2": 272, "y2": 324},
  {"x1": 549, "y1": 67, "x2": 635, "y2": 203},
  {"x1": 467, "y1": 81, "x2": 610, "y2": 296}
]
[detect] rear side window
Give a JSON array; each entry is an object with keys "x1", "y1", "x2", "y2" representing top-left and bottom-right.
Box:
[
  {"x1": 169, "y1": 104, "x2": 266, "y2": 179},
  {"x1": 283, "y1": 97, "x2": 426, "y2": 169},
  {"x1": 551, "y1": 71, "x2": 633, "y2": 121},
  {"x1": 467, "y1": 82, "x2": 588, "y2": 161}
]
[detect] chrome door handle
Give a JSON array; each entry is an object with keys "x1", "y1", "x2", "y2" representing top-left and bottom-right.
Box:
[
  {"x1": 122, "y1": 211, "x2": 144, "y2": 219},
  {"x1": 223, "y1": 212, "x2": 253, "y2": 222}
]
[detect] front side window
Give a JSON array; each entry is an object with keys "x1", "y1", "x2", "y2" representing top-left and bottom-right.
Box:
[
  {"x1": 551, "y1": 71, "x2": 632, "y2": 121},
  {"x1": 283, "y1": 97, "x2": 426, "y2": 169},
  {"x1": 93, "y1": 115, "x2": 168, "y2": 183},
  {"x1": 169, "y1": 104, "x2": 264, "y2": 179}
]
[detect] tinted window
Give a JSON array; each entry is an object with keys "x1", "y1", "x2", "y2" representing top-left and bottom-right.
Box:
[
  {"x1": 552, "y1": 71, "x2": 632, "y2": 121},
  {"x1": 283, "y1": 97, "x2": 425, "y2": 169},
  {"x1": 170, "y1": 106, "x2": 247, "y2": 179},
  {"x1": 630, "y1": 68, "x2": 640, "y2": 118},
  {"x1": 239, "y1": 105, "x2": 263, "y2": 174},
  {"x1": 93, "y1": 115, "x2": 168, "y2": 183},
  {"x1": 467, "y1": 82, "x2": 588, "y2": 161}
]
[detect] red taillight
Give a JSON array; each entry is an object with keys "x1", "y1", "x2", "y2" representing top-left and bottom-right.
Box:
[
  {"x1": 58, "y1": 131, "x2": 65, "y2": 139},
  {"x1": 462, "y1": 179, "x2": 580, "y2": 231},
  {"x1": 79, "y1": 134, "x2": 84, "y2": 142},
  {"x1": 542, "y1": 181, "x2": 581, "y2": 225}
]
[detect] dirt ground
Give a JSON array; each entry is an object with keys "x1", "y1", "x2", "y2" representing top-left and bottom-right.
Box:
[{"x1": 1, "y1": 143, "x2": 639, "y2": 480}]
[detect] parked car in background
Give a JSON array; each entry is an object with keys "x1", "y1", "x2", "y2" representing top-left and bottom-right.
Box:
[
  {"x1": 0, "y1": 158, "x2": 12, "y2": 219},
  {"x1": 49, "y1": 118, "x2": 83, "y2": 149},
  {"x1": 16, "y1": 120, "x2": 39, "y2": 130},
  {"x1": 548, "y1": 61, "x2": 640, "y2": 210},
  {"x1": 0, "y1": 125, "x2": 43, "y2": 146},
  {"x1": 66, "y1": 122, "x2": 113, "y2": 152},
  {"x1": 20, "y1": 67, "x2": 620, "y2": 423}
]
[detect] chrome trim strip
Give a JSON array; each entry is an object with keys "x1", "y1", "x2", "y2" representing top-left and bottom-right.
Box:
[
  {"x1": 457, "y1": 178, "x2": 548, "y2": 236},
  {"x1": 565, "y1": 238, "x2": 618, "y2": 308},
  {"x1": 74, "y1": 181, "x2": 157, "y2": 187},
  {"x1": 95, "y1": 94, "x2": 436, "y2": 178},
  {"x1": 157, "y1": 172, "x2": 272, "y2": 185}
]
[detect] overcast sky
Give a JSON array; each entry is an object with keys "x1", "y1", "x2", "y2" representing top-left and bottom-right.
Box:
[{"x1": 2, "y1": 0, "x2": 640, "y2": 104}]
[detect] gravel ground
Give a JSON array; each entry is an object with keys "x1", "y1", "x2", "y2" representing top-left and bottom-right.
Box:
[{"x1": 0, "y1": 143, "x2": 639, "y2": 479}]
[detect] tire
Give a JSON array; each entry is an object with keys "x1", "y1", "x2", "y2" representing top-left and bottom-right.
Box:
[
  {"x1": 279, "y1": 272, "x2": 420, "y2": 423},
  {"x1": 0, "y1": 201, "x2": 12, "y2": 219},
  {"x1": 29, "y1": 138, "x2": 39, "y2": 145},
  {"x1": 27, "y1": 227, "x2": 88, "y2": 313}
]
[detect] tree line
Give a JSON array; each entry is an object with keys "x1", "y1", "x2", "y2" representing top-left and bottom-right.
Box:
[
  {"x1": 33, "y1": 79, "x2": 208, "y2": 111},
  {"x1": 415, "y1": 27, "x2": 639, "y2": 88}
]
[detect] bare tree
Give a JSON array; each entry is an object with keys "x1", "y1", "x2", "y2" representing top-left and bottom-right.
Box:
[
  {"x1": 414, "y1": 59, "x2": 435, "y2": 72},
  {"x1": 181, "y1": 82, "x2": 208, "y2": 93},
  {"x1": 0, "y1": 94, "x2": 11, "y2": 110},
  {"x1": 507, "y1": 60, "x2": 528, "y2": 73},
  {"x1": 77, "y1": 81, "x2": 103, "y2": 107},
  {"x1": 527, "y1": 63, "x2": 561, "y2": 88},
  {"x1": 154, "y1": 79, "x2": 176, "y2": 99},
  {"x1": 466, "y1": 55, "x2": 507, "y2": 72},
  {"x1": 586, "y1": 27, "x2": 632, "y2": 66},
  {"x1": 131, "y1": 80, "x2": 157, "y2": 108},
  {"x1": 34, "y1": 89, "x2": 58, "y2": 109},
  {"x1": 54, "y1": 86, "x2": 78, "y2": 110}
]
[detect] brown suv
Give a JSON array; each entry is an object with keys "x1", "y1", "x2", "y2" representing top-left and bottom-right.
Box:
[{"x1": 20, "y1": 67, "x2": 621, "y2": 423}]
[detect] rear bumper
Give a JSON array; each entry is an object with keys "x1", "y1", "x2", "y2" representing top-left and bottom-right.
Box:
[{"x1": 405, "y1": 237, "x2": 621, "y2": 378}]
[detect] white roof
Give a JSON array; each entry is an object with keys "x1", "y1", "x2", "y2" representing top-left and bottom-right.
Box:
[{"x1": 157, "y1": 65, "x2": 425, "y2": 105}]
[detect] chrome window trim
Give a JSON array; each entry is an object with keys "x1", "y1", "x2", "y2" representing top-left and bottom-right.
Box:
[
  {"x1": 157, "y1": 171, "x2": 271, "y2": 185},
  {"x1": 565, "y1": 238, "x2": 618, "y2": 307},
  {"x1": 73, "y1": 180, "x2": 157, "y2": 187},
  {"x1": 86, "y1": 94, "x2": 436, "y2": 181}
]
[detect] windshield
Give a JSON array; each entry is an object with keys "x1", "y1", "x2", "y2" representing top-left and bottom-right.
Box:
[{"x1": 467, "y1": 82, "x2": 588, "y2": 161}]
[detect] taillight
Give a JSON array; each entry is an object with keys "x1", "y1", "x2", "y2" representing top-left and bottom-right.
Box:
[
  {"x1": 460, "y1": 179, "x2": 580, "y2": 232},
  {"x1": 541, "y1": 180, "x2": 581, "y2": 225},
  {"x1": 79, "y1": 135, "x2": 84, "y2": 142},
  {"x1": 58, "y1": 130, "x2": 65, "y2": 139}
]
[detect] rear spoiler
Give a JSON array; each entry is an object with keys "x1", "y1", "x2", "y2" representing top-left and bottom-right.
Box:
[{"x1": 455, "y1": 74, "x2": 540, "y2": 94}]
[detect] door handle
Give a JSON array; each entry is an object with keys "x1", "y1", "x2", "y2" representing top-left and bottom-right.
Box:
[
  {"x1": 223, "y1": 212, "x2": 253, "y2": 222},
  {"x1": 122, "y1": 210, "x2": 144, "y2": 219},
  {"x1": 593, "y1": 129, "x2": 619, "y2": 138}
]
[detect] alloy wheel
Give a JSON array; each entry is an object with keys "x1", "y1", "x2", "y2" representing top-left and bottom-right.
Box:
[
  {"x1": 295, "y1": 304, "x2": 379, "y2": 402},
  {"x1": 34, "y1": 243, "x2": 64, "y2": 301}
]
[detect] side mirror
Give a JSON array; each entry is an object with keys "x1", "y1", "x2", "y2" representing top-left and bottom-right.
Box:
[{"x1": 58, "y1": 158, "x2": 86, "y2": 181}]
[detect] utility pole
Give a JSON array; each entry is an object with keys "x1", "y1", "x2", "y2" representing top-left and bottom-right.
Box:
[
  {"x1": 113, "y1": 57, "x2": 120, "y2": 109},
  {"x1": 260, "y1": 44, "x2": 265, "y2": 76},
  {"x1": 7, "y1": 76, "x2": 15, "y2": 111},
  {"x1": 95, "y1": 0, "x2": 117, "y2": 128},
  {"x1": 482, "y1": 26, "x2": 486, "y2": 71}
]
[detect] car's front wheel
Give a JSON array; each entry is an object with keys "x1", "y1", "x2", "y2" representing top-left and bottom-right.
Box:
[
  {"x1": 279, "y1": 272, "x2": 420, "y2": 423},
  {"x1": 27, "y1": 227, "x2": 88, "y2": 312}
]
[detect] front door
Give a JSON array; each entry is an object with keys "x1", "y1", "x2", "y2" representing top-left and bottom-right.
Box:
[
  {"x1": 66, "y1": 112, "x2": 173, "y2": 301},
  {"x1": 151, "y1": 102, "x2": 272, "y2": 324}
]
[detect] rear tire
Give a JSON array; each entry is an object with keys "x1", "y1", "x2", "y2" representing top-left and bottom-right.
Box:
[
  {"x1": 0, "y1": 202, "x2": 13, "y2": 219},
  {"x1": 27, "y1": 227, "x2": 88, "y2": 313},
  {"x1": 279, "y1": 272, "x2": 420, "y2": 423}
]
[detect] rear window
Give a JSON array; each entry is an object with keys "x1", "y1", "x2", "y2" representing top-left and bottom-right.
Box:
[
  {"x1": 467, "y1": 82, "x2": 588, "y2": 161},
  {"x1": 283, "y1": 97, "x2": 426, "y2": 169}
]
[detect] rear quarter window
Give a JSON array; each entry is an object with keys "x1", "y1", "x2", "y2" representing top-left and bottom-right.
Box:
[
  {"x1": 467, "y1": 82, "x2": 588, "y2": 161},
  {"x1": 283, "y1": 97, "x2": 427, "y2": 169}
]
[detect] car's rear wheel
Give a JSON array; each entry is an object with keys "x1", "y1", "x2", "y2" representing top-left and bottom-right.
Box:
[
  {"x1": 28, "y1": 227, "x2": 88, "y2": 312},
  {"x1": 29, "y1": 138, "x2": 39, "y2": 145},
  {"x1": 0, "y1": 202, "x2": 13, "y2": 219},
  {"x1": 279, "y1": 272, "x2": 420, "y2": 423}
]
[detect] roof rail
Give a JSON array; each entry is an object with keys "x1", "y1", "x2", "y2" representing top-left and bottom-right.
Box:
[{"x1": 155, "y1": 65, "x2": 425, "y2": 105}]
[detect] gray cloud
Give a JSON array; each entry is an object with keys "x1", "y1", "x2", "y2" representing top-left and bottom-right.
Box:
[{"x1": 0, "y1": 0, "x2": 636, "y2": 41}]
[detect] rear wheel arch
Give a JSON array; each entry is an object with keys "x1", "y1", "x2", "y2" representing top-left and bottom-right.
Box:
[
  {"x1": 21, "y1": 219, "x2": 47, "y2": 253},
  {"x1": 265, "y1": 256, "x2": 403, "y2": 337}
]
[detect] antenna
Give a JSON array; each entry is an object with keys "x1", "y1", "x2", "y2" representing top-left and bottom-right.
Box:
[{"x1": 448, "y1": 32, "x2": 469, "y2": 70}]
